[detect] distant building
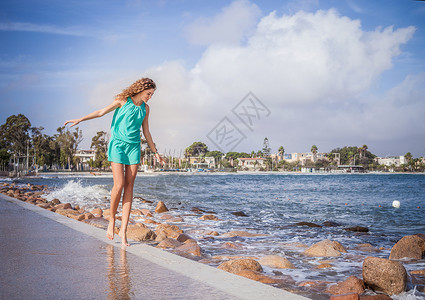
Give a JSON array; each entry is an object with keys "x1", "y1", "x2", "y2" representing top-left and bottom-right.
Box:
[
  {"x1": 238, "y1": 157, "x2": 266, "y2": 170},
  {"x1": 186, "y1": 156, "x2": 215, "y2": 169},
  {"x1": 375, "y1": 156, "x2": 406, "y2": 167},
  {"x1": 75, "y1": 149, "x2": 96, "y2": 170},
  {"x1": 280, "y1": 152, "x2": 329, "y2": 165}
]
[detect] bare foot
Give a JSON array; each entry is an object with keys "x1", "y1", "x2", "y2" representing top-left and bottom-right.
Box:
[
  {"x1": 107, "y1": 220, "x2": 115, "y2": 240},
  {"x1": 119, "y1": 230, "x2": 130, "y2": 247}
]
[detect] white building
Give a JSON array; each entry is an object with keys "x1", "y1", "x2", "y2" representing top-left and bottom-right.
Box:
[
  {"x1": 75, "y1": 149, "x2": 96, "y2": 170},
  {"x1": 238, "y1": 157, "x2": 266, "y2": 170},
  {"x1": 375, "y1": 156, "x2": 406, "y2": 167}
]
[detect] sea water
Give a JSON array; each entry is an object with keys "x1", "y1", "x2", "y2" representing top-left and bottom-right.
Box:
[{"x1": 6, "y1": 172, "x2": 425, "y2": 299}]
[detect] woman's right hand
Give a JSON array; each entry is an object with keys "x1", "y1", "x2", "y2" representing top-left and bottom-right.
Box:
[{"x1": 64, "y1": 119, "x2": 81, "y2": 127}]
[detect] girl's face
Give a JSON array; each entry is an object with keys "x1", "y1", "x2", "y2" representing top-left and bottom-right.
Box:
[{"x1": 140, "y1": 88, "x2": 155, "y2": 102}]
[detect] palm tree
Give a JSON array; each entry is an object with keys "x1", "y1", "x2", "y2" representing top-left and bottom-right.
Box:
[
  {"x1": 311, "y1": 145, "x2": 318, "y2": 163},
  {"x1": 278, "y1": 146, "x2": 285, "y2": 160}
]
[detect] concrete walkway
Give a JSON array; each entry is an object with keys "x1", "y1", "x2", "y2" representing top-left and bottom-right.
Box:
[{"x1": 0, "y1": 194, "x2": 308, "y2": 300}]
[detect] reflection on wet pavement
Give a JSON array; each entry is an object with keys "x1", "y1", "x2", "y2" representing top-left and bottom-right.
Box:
[{"x1": 107, "y1": 245, "x2": 132, "y2": 299}]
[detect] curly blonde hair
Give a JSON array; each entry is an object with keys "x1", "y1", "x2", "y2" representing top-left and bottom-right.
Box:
[{"x1": 115, "y1": 78, "x2": 156, "y2": 101}]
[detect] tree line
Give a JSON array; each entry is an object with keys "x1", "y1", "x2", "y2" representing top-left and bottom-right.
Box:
[{"x1": 1, "y1": 114, "x2": 423, "y2": 172}]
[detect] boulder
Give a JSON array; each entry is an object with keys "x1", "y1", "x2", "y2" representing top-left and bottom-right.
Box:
[
  {"x1": 258, "y1": 255, "x2": 295, "y2": 269},
  {"x1": 156, "y1": 238, "x2": 183, "y2": 249},
  {"x1": 155, "y1": 224, "x2": 183, "y2": 239},
  {"x1": 345, "y1": 226, "x2": 369, "y2": 233},
  {"x1": 103, "y1": 209, "x2": 111, "y2": 216},
  {"x1": 326, "y1": 276, "x2": 365, "y2": 295},
  {"x1": 235, "y1": 270, "x2": 280, "y2": 284},
  {"x1": 231, "y1": 211, "x2": 248, "y2": 217},
  {"x1": 90, "y1": 208, "x2": 103, "y2": 217},
  {"x1": 217, "y1": 259, "x2": 263, "y2": 274},
  {"x1": 131, "y1": 209, "x2": 142, "y2": 215},
  {"x1": 83, "y1": 217, "x2": 109, "y2": 229},
  {"x1": 140, "y1": 209, "x2": 153, "y2": 217},
  {"x1": 155, "y1": 201, "x2": 169, "y2": 213},
  {"x1": 200, "y1": 214, "x2": 219, "y2": 221},
  {"x1": 294, "y1": 222, "x2": 322, "y2": 228},
  {"x1": 176, "y1": 233, "x2": 193, "y2": 243},
  {"x1": 221, "y1": 242, "x2": 244, "y2": 250},
  {"x1": 362, "y1": 256, "x2": 407, "y2": 295},
  {"x1": 329, "y1": 293, "x2": 359, "y2": 300},
  {"x1": 174, "y1": 242, "x2": 202, "y2": 256},
  {"x1": 55, "y1": 209, "x2": 80, "y2": 218},
  {"x1": 55, "y1": 203, "x2": 72, "y2": 210},
  {"x1": 323, "y1": 221, "x2": 342, "y2": 227},
  {"x1": 221, "y1": 230, "x2": 266, "y2": 238},
  {"x1": 126, "y1": 226, "x2": 156, "y2": 241},
  {"x1": 303, "y1": 240, "x2": 347, "y2": 257},
  {"x1": 359, "y1": 295, "x2": 392, "y2": 300},
  {"x1": 389, "y1": 235, "x2": 425, "y2": 260},
  {"x1": 50, "y1": 198, "x2": 61, "y2": 205}
]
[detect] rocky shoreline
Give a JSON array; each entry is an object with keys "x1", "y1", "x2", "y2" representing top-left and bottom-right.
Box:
[{"x1": 2, "y1": 182, "x2": 424, "y2": 300}]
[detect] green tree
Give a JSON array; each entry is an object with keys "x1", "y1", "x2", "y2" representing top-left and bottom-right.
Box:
[
  {"x1": 31, "y1": 126, "x2": 57, "y2": 169},
  {"x1": 0, "y1": 114, "x2": 31, "y2": 155},
  {"x1": 311, "y1": 145, "x2": 318, "y2": 162},
  {"x1": 91, "y1": 131, "x2": 109, "y2": 169},
  {"x1": 185, "y1": 142, "x2": 208, "y2": 157},
  {"x1": 0, "y1": 149, "x2": 10, "y2": 168},
  {"x1": 262, "y1": 137, "x2": 271, "y2": 157},
  {"x1": 278, "y1": 146, "x2": 285, "y2": 159},
  {"x1": 55, "y1": 126, "x2": 83, "y2": 169}
]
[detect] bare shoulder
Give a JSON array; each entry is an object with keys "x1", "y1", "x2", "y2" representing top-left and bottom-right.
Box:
[
  {"x1": 114, "y1": 98, "x2": 127, "y2": 108},
  {"x1": 145, "y1": 103, "x2": 150, "y2": 113}
]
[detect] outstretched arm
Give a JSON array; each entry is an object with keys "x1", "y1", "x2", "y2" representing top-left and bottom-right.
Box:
[
  {"x1": 142, "y1": 104, "x2": 165, "y2": 165},
  {"x1": 64, "y1": 99, "x2": 123, "y2": 127}
]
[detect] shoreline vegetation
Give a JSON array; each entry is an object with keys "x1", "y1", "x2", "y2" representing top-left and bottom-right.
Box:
[
  {"x1": 1, "y1": 115, "x2": 425, "y2": 177},
  {"x1": 2, "y1": 181, "x2": 424, "y2": 299}
]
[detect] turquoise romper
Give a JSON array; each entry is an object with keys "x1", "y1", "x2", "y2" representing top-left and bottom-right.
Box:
[{"x1": 108, "y1": 97, "x2": 146, "y2": 165}]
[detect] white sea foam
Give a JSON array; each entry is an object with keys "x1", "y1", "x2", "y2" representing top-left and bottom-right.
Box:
[{"x1": 44, "y1": 179, "x2": 110, "y2": 209}]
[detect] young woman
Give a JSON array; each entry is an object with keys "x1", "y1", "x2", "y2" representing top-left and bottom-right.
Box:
[{"x1": 64, "y1": 77, "x2": 164, "y2": 246}]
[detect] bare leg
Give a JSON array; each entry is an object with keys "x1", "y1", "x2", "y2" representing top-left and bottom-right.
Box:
[
  {"x1": 118, "y1": 164, "x2": 138, "y2": 246},
  {"x1": 107, "y1": 162, "x2": 125, "y2": 240}
]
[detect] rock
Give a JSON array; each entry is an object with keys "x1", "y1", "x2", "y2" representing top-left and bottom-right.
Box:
[
  {"x1": 204, "y1": 230, "x2": 219, "y2": 236},
  {"x1": 82, "y1": 217, "x2": 109, "y2": 229},
  {"x1": 126, "y1": 226, "x2": 156, "y2": 241},
  {"x1": 155, "y1": 231, "x2": 167, "y2": 242},
  {"x1": 330, "y1": 294, "x2": 359, "y2": 300},
  {"x1": 155, "y1": 224, "x2": 183, "y2": 239},
  {"x1": 70, "y1": 214, "x2": 86, "y2": 221},
  {"x1": 345, "y1": 226, "x2": 369, "y2": 232},
  {"x1": 259, "y1": 255, "x2": 295, "y2": 269},
  {"x1": 74, "y1": 205, "x2": 80, "y2": 211},
  {"x1": 50, "y1": 198, "x2": 61, "y2": 205},
  {"x1": 303, "y1": 240, "x2": 347, "y2": 257},
  {"x1": 90, "y1": 208, "x2": 103, "y2": 217},
  {"x1": 200, "y1": 214, "x2": 219, "y2": 221},
  {"x1": 191, "y1": 207, "x2": 206, "y2": 213},
  {"x1": 221, "y1": 230, "x2": 266, "y2": 238},
  {"x1": 323, "y1": 221, "x2": 342, "y2": 227},
  {"x1": 294, "y1": 221, "x2": 322, "y2": 228},
  {"x1": 221, "y1": 242, "x2": 244, "y2": 250},
  {"x1": 359, "y1": 295, "x2": 392, "y2": 300},
  {"x1": 55, "y1": 203, "x2": 72, "y2": 210},
  {"x1": 159, "y1": 214, "x2": 173, "y2": 220},
  {"x1": 326, "y1": 276, "x2": 365, "y2": 295},
  {"x1": 410, "y1": 269, "x2": 425, "y2": 275},
  {"x1": 156, "y1": 238, "x2": 183, "y2": 249},
  {"x1": 362, "y1": 256, "x2": 407, "y2": 295},
  {"x1": 217, "y1": 259, "x2": 263, "y2": 274},
  {"x1": 231, "y1": 211, "x2": 248, "y2": 217},
  {"x1": 155, "y1": 201, "x2": 169, "y2": 213},
  {"x1": 84, "y1": 213, "x2": 94, "y2": 219},
  {"x1": 55, "y1": 209, "x2": 80, "y2": 218},
  {"x1": 103, "y1": 209, "x2": 111, "y2": 216},
  {"x1": 389, "y1": 234, "x2": 425, "y2": 260},
  {"x1": 174, "y1": 242, "x2": 202, "y2": 256},
  {"x1": 176, "y1": 233, "x2": 193, "y2": 243},
  {"x1": 140, "y1": 209, "x2": 153, "y2": 217},
  {"x1": 131, "y1": 209, "x2": 142, "y2": 215},
  {"x1": 166, "y1": 217, "x2": 184, "y2": 223},
  {"x1": 315, "y1": 263, "x2": 333, "y2": 269},
  {"x1": 36, "y1": 203, "x2": 51, "y2": 209},
  {"x1": 235, "y1": 270, "x2": 280, "y2": 284},
  {"x1": 143, "y1": 218, "x2": 160, "y2": 225}
]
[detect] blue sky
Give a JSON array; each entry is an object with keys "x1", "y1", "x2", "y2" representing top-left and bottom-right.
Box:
[{"x1": 1, "y1": 0, "x2": 424, "y2": 157}]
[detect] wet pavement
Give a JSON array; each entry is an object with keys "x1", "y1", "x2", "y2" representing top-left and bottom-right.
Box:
[{"x1": 0, "y1": 194, "x2": 308, "y2": 300}]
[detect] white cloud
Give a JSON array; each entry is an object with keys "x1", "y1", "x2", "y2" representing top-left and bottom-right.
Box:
[
  {"x1": 0, "y1": 22, "x2": 92, "y2": 36},
  {"x1": 184, "y1": 0, "x2": 261, "y2": 46},
  {"x1": 79, "y1": 3, "x2": 420, "y2": 156}
]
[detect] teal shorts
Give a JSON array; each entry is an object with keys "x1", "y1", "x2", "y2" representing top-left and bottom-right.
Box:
[{"x1": 108, "y1": 139, "x2": 141, "y2": 165}]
